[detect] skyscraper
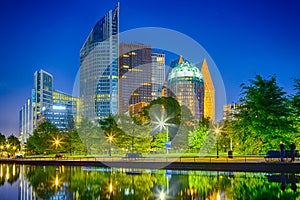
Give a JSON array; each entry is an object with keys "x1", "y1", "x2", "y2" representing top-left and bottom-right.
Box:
[
  {"x1": 41, "y1": 90, "x2": 80, "y2": 131},
  {"x1": 167, "y1": 61, "x2": 204, "y2": 120},
  {"x1": 19, "y1": 99, "x2": 33, "y2": 144},
  {"x1": 151, "y1": 53, "x2": 165, "y2": 100},
  {"x1": 32, "y1": 69, "x2": 54, "y2": 129},
  {"x1": 201, "y1": 59, "x2": 215, "y2": 121},
  {"x1": 80, "y1": 3, "x2": 119, "y2": 121},
  {"x1": 118, "y1": 43, "x2": 152, "y2": 114}
]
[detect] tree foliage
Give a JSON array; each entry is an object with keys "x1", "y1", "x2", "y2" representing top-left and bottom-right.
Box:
[
  {"x1": 234, "y1": 75, "x2": 295, "y2": 154},
  {"x1": 26, "y1": 121, "x2": 61, "y2": 155}
]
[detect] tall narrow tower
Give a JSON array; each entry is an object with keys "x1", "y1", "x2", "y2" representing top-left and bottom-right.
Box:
[
  {"x1": 80, "y1": 3, "x2": 119, "y2": 121},
  {"x1": 201, "y1": 58, "x2": 215, "y2": 121},
  {"x1": 32, "y1": 69, "x2": 53, "y2": 129}
]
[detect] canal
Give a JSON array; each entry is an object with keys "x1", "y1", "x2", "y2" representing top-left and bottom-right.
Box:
[{"x1": 0, "y1": 163, "x2": 299, "y2": 199}]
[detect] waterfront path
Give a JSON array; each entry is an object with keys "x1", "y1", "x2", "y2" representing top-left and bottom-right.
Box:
[{"x1": 1, "y1": 155, "x2": 300, "y2": 173}]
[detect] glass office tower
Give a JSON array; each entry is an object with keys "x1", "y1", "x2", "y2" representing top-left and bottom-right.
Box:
[
  {"x1": 119, "y1": 43, "x2": 152, "y2": 114},
  {"x1": 80, "y1": 3, "x2": 119, "y2": 121},
  {"x1": 167, "y1": 61, "x2": 204, "y2": 120},
  {"x1": 32, "y1": 69, "x2": 54, "y2": 129}
]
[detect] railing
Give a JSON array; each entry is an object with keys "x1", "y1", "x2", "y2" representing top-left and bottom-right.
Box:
[{"x1": 0, "y1": 155, "x2": 270, "y2": 163}]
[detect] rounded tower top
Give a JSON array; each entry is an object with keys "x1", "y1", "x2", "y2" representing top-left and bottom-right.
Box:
[{"x1": 168, "y1": 61, "x2": 203, "y2": 82}]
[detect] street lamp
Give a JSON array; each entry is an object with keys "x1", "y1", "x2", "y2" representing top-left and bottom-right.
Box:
[
  {"x1": 215, "y1": 128, "x2": 220, "y2": 158},
  {"x1": 107, "y1": 134, "x2": 114, "y2": 156},
  {"x1": 151, "y1": 106, "x2": 176, "y2": 154}
]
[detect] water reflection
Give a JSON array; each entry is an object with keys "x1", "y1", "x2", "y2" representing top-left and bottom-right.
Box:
[{"x1": 0, "y1": 164, "x2": 299, "y2": 199}]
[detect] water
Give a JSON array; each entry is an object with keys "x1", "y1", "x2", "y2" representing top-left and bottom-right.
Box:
[{"x1": 0, "y1": 164, "x2": 299, "y2": 199}]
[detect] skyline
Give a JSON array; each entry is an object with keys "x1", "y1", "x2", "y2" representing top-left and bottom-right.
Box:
[{"x1": 1, "y1": 0, "x2": 300, "y2": 136}]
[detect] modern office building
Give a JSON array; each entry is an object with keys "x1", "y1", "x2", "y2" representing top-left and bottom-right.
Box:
[
  {"x1": 19, "y1": 70, "x2": 80, "y2": 140},
  {"x1": 80, "y1": 3, "x2": 119, "y2": 121},
  {"x1": 223, "y1": 103, "x2": 241, "y2": 121},
  {"x1": 53, "y1": 90, "x2": 80, "y2": 126},
  {"x1": 19, "y1": 99, "x2": 33, "y2": 144},
  {"x1": 151, "y1": 53, "x2": 165, "y2": 100},
  {"x1": 168, "y1": 56, "x2": 216, "y2": 121},
  {"x1": 40, "y1": 90, "x2": 80, "y2": 131},
  {"x1": 119, "y1": 43, "x2": 152, "y2": 114},
  {"x1": 167, "y1": 61, "x2": 205, "y2": 120},
  {"x1": 201, "y1": 59, "x2": 215, "y2": 121},
  {"x1": 32, "y1": 69, "x2": 54, "y2": 129}
]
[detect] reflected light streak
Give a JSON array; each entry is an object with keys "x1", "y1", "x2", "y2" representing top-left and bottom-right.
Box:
[{"x1": 6, "y1": 165, "x2": 9, "y2": 180}]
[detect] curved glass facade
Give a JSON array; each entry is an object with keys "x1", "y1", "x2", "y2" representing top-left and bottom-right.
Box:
[
  {"x1": 167, "y1": 61, "x2": 204, "y2": 120},
  {"x1": 80, "y1": 3, "x2": 119, "y2": 121}
]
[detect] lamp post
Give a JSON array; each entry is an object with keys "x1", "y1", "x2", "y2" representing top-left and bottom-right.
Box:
[
  {"x1": 215, "y1": 128, "x2": 220, "y2": 158},
  {"x1": 107, "y1": 135, "x2": 113, "y2": 157}
]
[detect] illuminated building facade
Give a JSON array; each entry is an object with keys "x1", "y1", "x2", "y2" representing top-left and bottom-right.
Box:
[
  {"x1": 201, "y1": 59, "x2": 215, "y2": 121},
  {"x1": 80, "y1": 3, "x2": 119, "y2": 121},
  {"x1": 19, "y1": 99, "x2": 33, "y2": 144},
  {"x1": 167, "y1": 61, "x2": 204, "y2": 120},
  {"x1": 19, "y1": 70, "x2": 80, "y2": 138},
  {"x1": 223, "y1": 103, "x2": 241, "y2": 121},
  {"x1": 151, "y1": 53, "x2": 165, "y2": 100},
  {"x1": 41, "y1": 90, "x2": 80, "y2": 131},
  {"x1": 53, "y1": 90, "x2": 80, "y2": 126},
  {"x1": 119, "y1": 43, "x2": 152, "y2": 113},
  {"x1": 32, "y1": 69, "x2": 54, "y2": 129}
]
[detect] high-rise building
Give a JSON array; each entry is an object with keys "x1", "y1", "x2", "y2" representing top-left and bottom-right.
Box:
[
  {"x1": 80, "y1": 3, "x2": 119, "y2": 121},
  {"x1": 20, "y1": 70, "x2": 80, "y2": 139},
  {"x1": 19, "y1": 99, "x2": 33, "y2": 144},
  {"x1": 32, "y1": 69, "x2": 54, "y2": 129},
  {"x1": 167, "y1": 61, "x2": 205, "y2": 120},
  {"x1": 53, "y1": 90, "x2": 80, "y2": 126},
  {"x1": 151, "y1": 53, "x2": 165, "y2": 100},
  {"x1": 119, "y1": 43, "x2": 152, "y2": 114},
  {"x1": 201, "y1": 59, "x2": 215, "y2": 121},
  {"x1": 168, "y1": 56, "x2": 216, "y2": 121},
  {"x1": 223, "y1": 103, "x2": 241, "y2": 121},
  {"x1": 41, "y1": 90, "x2": 80, "y2": 131}
]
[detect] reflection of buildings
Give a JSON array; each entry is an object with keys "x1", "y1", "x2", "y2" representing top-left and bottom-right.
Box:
[
  {"x1": 18, "y1": 165, "x2": 72, "y2": 200},
  {"x1": 80, "y1": 3, "x2": 119, "y2": 121},
  {"x1": 19, "y1": 165, "x2": 36, "y2": 200},
  {"x1": 223, "y1": 103, "x2": 241, "y2": 121},
  {"x1": 19, "y1": 70, "x2": 79, "y2": 143},
  {"x1": 167, "y1": 60, "x2": 205, "y2": 120}
]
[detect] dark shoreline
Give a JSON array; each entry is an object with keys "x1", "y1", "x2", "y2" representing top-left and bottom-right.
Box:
[{"x1": 1, "y1": 159, "x2": 300, "y2": 173}]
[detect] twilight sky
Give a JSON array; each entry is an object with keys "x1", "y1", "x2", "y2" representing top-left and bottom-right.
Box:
[{"x1": 0, "y1": 0, "x2": 299, "y2": 136}]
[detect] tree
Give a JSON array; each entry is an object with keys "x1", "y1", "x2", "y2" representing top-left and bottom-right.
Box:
[
  {"x1": 235, "y1": 75, "x2": 295, "y2": 154},
  {"x1": 26, "y1": 121, "x2": 61, "y2": 155},
  {"x1": 77, "y1": 118, "x2": 101, "y2": 155},
  {"x1": 0, "y1": 133, "x2": 6, "y2": 153},
  {"x1": 290, "y1": 78, "x2": 300, "y2": 147},
  {"x1": 64, "y1": 130, "x2": 85, "y2": 155},
  {"x1": 188, "y1": 118, "x2": 210, "y2": 150},
  {"x1": 7, "y1": 134, "x2": 21, "y2": 153}
]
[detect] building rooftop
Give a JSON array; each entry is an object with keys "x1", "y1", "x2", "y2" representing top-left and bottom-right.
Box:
[{"x1": 168, "y1": 61, "x2": 203, "y2": 82}]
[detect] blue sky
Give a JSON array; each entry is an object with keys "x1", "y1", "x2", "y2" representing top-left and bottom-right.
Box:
[{"x1": 0, "y1": 0, "x2": 299, "y2": 136}]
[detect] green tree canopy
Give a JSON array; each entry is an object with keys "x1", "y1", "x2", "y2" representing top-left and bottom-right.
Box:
[
  {"x1": 26, "y1": 121, "x2": 61, "y2": 155},
  {"x1": 234, "y1": 75, "x2": 295, "y2": 154}
]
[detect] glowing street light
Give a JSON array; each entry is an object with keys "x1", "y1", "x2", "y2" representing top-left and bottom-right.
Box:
[
  {"x1": 107, "y1": 134, "x2": 114, "y2": 157},
  {"x1": 151, "y1": 106, "x2": 177, "y2": 154},
  {"x1": 213, "y1": 123, "x2": 223, "y2": 158}
]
